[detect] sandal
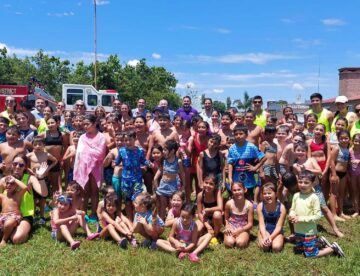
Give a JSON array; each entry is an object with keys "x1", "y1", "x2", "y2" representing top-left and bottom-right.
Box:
[
  {"x1": 188, "y1": 253, "x2": 200, "y2": 263},
  {"x1": 178, "y1": 252, "x2": 188, "y2": 260},
  {"x1": 71, "y1": 241, "x2": 81, "y2": 250},
  {"x1": 86, "y1": 233, "x2": 100, "y2": 241}
]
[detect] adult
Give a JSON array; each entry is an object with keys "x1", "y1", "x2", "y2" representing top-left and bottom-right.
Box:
[
  {"x1": 159, "y1": 99, "x2": 176, "y2": 121},
  {"x1": 350, "y1": 103, "x2": 360, "y2": 139},
  {"x1": 73, "y1": 100, "x2": 86, "y2": 116},
  {"x1": 20, "y1": 100, "x2": 36, "y2": 126},
  {"x1": 252, "y1": 95, "x2": 270, "y2": 129},
  {"x1": 1, "y1": 96, "x2": 17, "y2": 126},
  {"x1": 0, "y1": 154, "x2": 48, "y2": 244},
  {"x1": 55, "y1": 101, "x2": 66, "y2": 125},
  {"x1": 210, "y1": 110, "x2": 221, "y2": 134},
  {"x1": 331, "y1": 96, "x2": 357, "y2": 132},
  {"x1": 74, "y1": 114, "x2": 106, "y2": 221},
  {"x1": 31, "y1": 98, "x2": 45, "y2": 120},
  {"x1": 112, "y1": 99, "x2": 122, "y2": 113},
  {"x1": 304, "y1": 93, "x2": 333, "y2": 133},
  {"x1": 132, "y1": 98, "x2": 149, "y2": 118},
  {"x1": 200, "y1": 98, "x2": 213, "y2": 124},
  {"x1": 176, "y1": 96, "x2": 198, "y2": 123},
  {"x1": 94, "y1": 105, "x2": 106, "y2": 120},
  {"x1": 120, "y1": 103, "x2": 133, "y2": 125}
]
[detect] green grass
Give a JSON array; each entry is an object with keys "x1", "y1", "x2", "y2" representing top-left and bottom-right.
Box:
[{"x1": 0, "y1": 216, "x2": 359, "y2": 275}]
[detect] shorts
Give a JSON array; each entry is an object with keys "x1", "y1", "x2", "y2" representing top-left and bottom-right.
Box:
[
  {"x1": 263, "y1": 164, "x2": 279, "y2": 180},
  {"x1": 245, "y1": 187, "x2": 255, "y2": 201},
  {"x1": 67, "y1": 168, "x2": 74, "y2": 183},
  {"x1": 156, "y1": 179, "x2": 178, "y2": 197},
  {"x1": 314, "y1": 184, "x2": 327, "y2": 208},
  {"x1": 121, "y1": 178, "x2": 146, "y2": 202},
  {"x1": 22, "y1": 216, "x2": 34, "y2": 228},
  {"x1": 50, "y1": 162, "x2": 61, "y2": 173},
  {"x1": 112, "y1": 175, "x2": 122, "y2": 199},
  {"x1": 34, "y1": 186, "x2": 47, "y2": 200},
  {"x1": 295, "y1": 233, "x2": 319, "y2": 257},
  {"x1": 0, "y1": 212, "x2": 22, "y2": 229},
  {"x1": 336, "y1": 171, "x2": 347, "y2": 180},
  {"x1": 104, "y1": 166, "x2": 114, "y2": 186},
  {"x1": 279, "y1": 164, "x2": 287, "y2": 176}
]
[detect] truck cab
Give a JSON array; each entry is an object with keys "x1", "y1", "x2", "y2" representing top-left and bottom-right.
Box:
[{"x1": 62, "y1": 84, "x2": 118, "y2": 113}]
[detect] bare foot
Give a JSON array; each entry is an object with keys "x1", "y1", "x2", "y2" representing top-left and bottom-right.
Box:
[
  {"x1": 285, "y1": 234, "x2": 296, "y2": 243},
  {"x1": 334, "y1": 229, "x2": 344, "y2": 238},
  {"x1": 0, "y1": 241, "x2": 7, "y2": 247},
  {"x1": 334, "y1": 215, "x2": 346, "y2": 222},
  {"x1": 351, "y1": 212, "x2": 359, "y2": 218},
  {"x1": 340, "y1": 213, "x2": 351, "y2": 220}
]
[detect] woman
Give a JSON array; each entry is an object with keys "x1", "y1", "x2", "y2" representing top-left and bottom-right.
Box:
[
  {"x1": 95, "y1": 105, "x2": 106, "y2": 120},
  {"x1": 0, "y1": 154, "x2": 48, "y2": 244},
  {"x1": 37, "y1": 105, "x2": 54, "y2": 134},
  {"x1": 0, "y1": 96, "x2": 17, "y2": 126},
  {"x1": 350, "y1": 103, "x2": 360, "y2": 139},
  {"x1": 331, "y1": 96, "x2": 356, "y2": 132},
  {"x1": 210, "y1": 110, "x2": 221, "y2": 134},
  {"x1": 74, "y1": 114, "x2": 106, "y2": 222},
  {"x1": 120, "y1": 103, "x2": 132, "y2": 125}
]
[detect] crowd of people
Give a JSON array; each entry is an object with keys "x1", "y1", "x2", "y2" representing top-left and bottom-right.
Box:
[{"x1": 1, "y1": 92, "x2": 359, "y2": 261}]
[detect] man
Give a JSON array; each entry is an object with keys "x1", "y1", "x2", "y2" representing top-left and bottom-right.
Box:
[
  {"x1": 31, "y1": 98, "x2": 45, "y2": 120},
  {"x1": 200, "y1": 98, "x2": 213, "y2": 124},
  {"x1": 132, "y1": 98, "x2": 148, "y2": 117},
  {"x1": 0, "y1": 96, "x2": 17, "y2": 126},
  {"x1": 175, "y1": 96, "x2": 198, "y2": 123},
  {"x1": 56, "y1": 101, "x2": 66, "y2": 125},
  {"x1": 252, "y1": 95, "x2": 270, "y2": 129},
  {"x1": 74, "y1": 99, "x2": 86, "y2": 115},
  {"x1": 112, "y1": 99, "x2": 122, "y2": 113},
  {"x1": 304, "y1": 93, "x2": 333, "y2": 133},
  {"x1": 159, "y1": 99, "x2": 176, "y2": 121}
]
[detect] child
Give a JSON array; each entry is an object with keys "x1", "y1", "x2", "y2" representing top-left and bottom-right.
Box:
[
  {"x1": 224, "y1": 182, "x2": 254, "y2": 249},
  {"x1": 260, "y1": 126, "x2": 280, "y2": 185},
  {"x1": 330, "y1": 130, "x2": 351, "y2": 221},
  {"x1": 197, "y1": 133, "x2": 225, "y2": 190},
  {"x1": 165, "y1": 191, "x2": 185, "y2": 227},
  {"x1": 228, "y1": 125, "x2": 266, "y2": 201},
  {"x1": 62, "y1": 130, "x2": 82, "y2": 186},
  {"x1": 196, "y1": 174, "x2": 223, "y2": 245},
  {"x1": 179, "y1": 120, "x2": 192, "y2": 203},
  {"x1": 114, "y1": 130, "x2": 151, "y2": 219},
  {"x1": 0, "y1": 117, "x2": 9, "y2": 144},
  {"x1": 154, "y1": 140, "x2": 185, "y2": 219},
  {"x1": 103, "y1": 132, "x2": 122, "y2": 187},
  {"x1": 0, "y1": 175, "x2": 28, "y2": 246},
  {"x1": 257, "y1": 182, "x2": 286, "y2": 252},
  {"x1": 156, "y1": 204, "x2": 212, "y2": 263},
  {"x1": 350, "y1": 134, "x2": 360, "y2": 217},
  {"x1": 99, "y1": 196, "x2": 135, "y2": 248},
  {"x1": 132, "y1": 193, "x2": 164, "y2": 249},
  {"x1": 66, "y1": 181, "x2": 84, "y2": 211},
  {"x1": 289, "y1": 170, "x2": 344, "y2": 258},
  {"x1": 329, "y1": 117, "x2": 348, "y2": 146},
  {"x1": 50, "y1": 194, "x2": 99, "y2": 250},
  {"x1": 244, "y1": 110, "x2": 263, "y2": 147},
  {"x1": 218, "y1": 112, "x2": 233, "y2": 149},
  {"x1": 62, "y1": 111, "x2": 75, "y2": 133},
  {"x1": 304, "y1": 113, "x2": 317, "y2": 140}
]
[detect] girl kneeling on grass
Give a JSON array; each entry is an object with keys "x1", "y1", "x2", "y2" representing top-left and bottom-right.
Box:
[
  {"x1": 165, "y1": 191, "x2": 185, "y2": 228},
  {"x1": 257, "y1": 182, "x2": 286, "y2": 253},
  {"x1": 224, "y1": 182, "x2": 253, "y2": 249},
  {"x1": 50, "y1": 194, "x2": 99, "y2": 250},
  {"x1": 157, "y1": 204, "x2": 212, "y2": 263}
]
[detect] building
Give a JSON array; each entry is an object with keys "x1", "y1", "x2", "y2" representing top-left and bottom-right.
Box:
[{"x1": 267, "y1": 101, "x2": 308, "y2": 123}]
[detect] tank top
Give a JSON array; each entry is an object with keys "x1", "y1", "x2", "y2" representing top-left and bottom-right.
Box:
[
  {"x1": 175, "y1": 218, "x2": 195, "y2": 244},
  {"x1": 262, "y1": 201, "x2": 281, "y2": 234},
  {"x1": 331, "y1": 111, "x2": 356, "y2": 133},
  {"x1": 254, "y1": 110, "x2": 267, "y2": 129},
  {"x1": 336, "y1": 146, "x2": 350, "y2": 163},
  {"x1": 45, "y1": 130, "x2": 63, "y2": 146},
  {"x1": 163, "y1": 157, "x2": 179, "y2": 175},
  {"x1": 19, "y1": 173, "x2": 34, "y2": 217},
  {"x1": 350, "y1": 120, "x2": 360, "y2": 139},
  {"x1": 37, "y1": 118, "x2": 48, "y2": 134},
  {"x1": 203, "y1": 151, "x2": 221, "y2": 175},
  {"x1": 308, "y1": 108, "x2": 331, "y2": 133},
  {"x1": 329, "y1": 132, "x2": 339, "y2": 145}
]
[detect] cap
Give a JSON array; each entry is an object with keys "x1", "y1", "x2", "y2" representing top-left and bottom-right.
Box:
[
  {"x1": 335, "y1": 96, "x2": 348, "y2": 103},
  {"x1": 153, "y1": 106, "x2": 164, "y2": 113}
]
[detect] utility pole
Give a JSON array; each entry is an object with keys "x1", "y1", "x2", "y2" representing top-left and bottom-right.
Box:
[{"x1": 94, "y1": 0, "x2": 97, "y2": 89}]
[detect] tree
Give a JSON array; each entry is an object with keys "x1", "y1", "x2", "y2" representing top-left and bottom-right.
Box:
[
  {"x1": 226, "y1": 96, "x2": 232, "y2": 109},
  {"x1": 233, "y1": 91, "x2": 253, "y2": 111},
  {"x1": 213, "y1": 100, "x2": 226, "y2": 114}
]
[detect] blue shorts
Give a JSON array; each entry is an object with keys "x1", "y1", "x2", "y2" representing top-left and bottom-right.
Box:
[
  {"x1": 121, "y1": 178, "x2": 146, "y2": 202},
  {"x1": 295, "y1": 233, "x2": 319, "y2": 257},
  {"x1": 67, "y1": 168, "x2": 74, "y2": 183},
  {"x1": 314, "y1": 184, "x2": 327, "y2": 208},
  {"x1": 156, "y1": 179, "x2": 178, "y2": 197},
  {"x1": 104, "y1": 166, "x2": 114, "y2": 186}
]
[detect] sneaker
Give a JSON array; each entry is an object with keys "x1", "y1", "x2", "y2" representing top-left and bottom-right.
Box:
[
  {"x1": 332, "y1": 242, "x2": 345, "y2": 257},
  {"x1": 150, "y1": 241, "x2": 157, "y2": 250},
  {"x1": 119, "y1": 238, "x2": 128, "y2": 249},
  {"x1": 178, "y1": 252, "x2": 188, "y2": 260},
  {"x1": 318, "y1": 236, "x2": 332, "y2": 248},
  {"x1": 130, "y1": 239, "x2": 138, "y2": 248},
  {"x1": 39, "y1": 217, "x2": 46, "y2": 225},
  {"x1": 141, "y1": 239, "x2": 152, "y2": 248},
  {"x1": 188, "y1": 253, "x2": 200, "y2": 263},
  {"x1": 210, "y1": 237, "x2": 220, "y2": 246}
]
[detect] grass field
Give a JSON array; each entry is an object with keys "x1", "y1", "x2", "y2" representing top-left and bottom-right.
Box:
[{"x1": 0, "y1": 214, "x2": 359, "y2": 275}]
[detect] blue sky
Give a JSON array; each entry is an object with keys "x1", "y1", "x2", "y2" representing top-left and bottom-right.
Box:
[{"x1": 1, "y1": 0, "x2": 360, "y2": 106}]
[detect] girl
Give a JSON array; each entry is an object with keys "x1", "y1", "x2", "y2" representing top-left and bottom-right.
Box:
[
  {"x1": 210, "y1": 110, "x2": 221, "y2": 134},
  {"x1": 66, "y1": 181, "x2": 84, "y2": 211},
  {"x1": 154, "y1": 140, "x2": 185, "y2": 219},
  {"x1": 62, "y1": 111, "x2": 75, "y2": 133},
  {"x1": 218, "y1": 112, "x2": 233, "y2": 149},
  {"x1": 196, "y1": 174, "x2": 223, "y2": 244},
  {"x1": 99, "y1": 196, "x2": 135, "y2": 248},
  {"x1": 120, "y1": 103, "x2": 132, "y2": 126},
  {"x1": 278, "y1": 106, "x2": 294, "y2": 125},
  {"x1": 165, "y1": 191, "x2": 185, "y2": 227},
  {"x1": 257, "y1": 182, "x2": 286, "y2": 253},
  {"x1": 188, "y1": 121, "x2": 210, "y2": 194},
  {"x1": 156, "y1": 204, "x2": 212, "y2": 263},
  {"x1": 134, "y1": 116, "x2": 149, "y2": 151},
  {"x1": 103, "y1": 132, "x2": 122, "y2": 192},
  {"x1": 350, "y1": 133, "x2": 360, "y2": 217},
  {"x1": 329, "y1": 117, "x2": 348, "y2": 146},
  {"x1": 172, "y1": 115, "x2": 183, "y2": 137},
  {"x1": 304, "y1": 113, "x2": 317, "y2": 140},
  {"x1": 62, "y1": 130, "x2": 81, "y2": 186},
  {"x1": 179, "y1": 119, "x2": 192, "y2": 203},
  {"x1": 50, "y1": 194, "x2": 99, "y2": 250},
  {"x1": 132, "y1": 193, "x2": 164, "y2": 249},
  {"x1": 330, "y1": 130, "x2": 351, "y2": 221},
  {"x1": 224, "y1": 182, "x2": 254, "y2": 249}
]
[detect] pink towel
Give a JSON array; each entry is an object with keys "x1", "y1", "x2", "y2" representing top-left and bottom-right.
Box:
[{"x1": 74, "y1": 132, "x2": 106, "y2": 189}]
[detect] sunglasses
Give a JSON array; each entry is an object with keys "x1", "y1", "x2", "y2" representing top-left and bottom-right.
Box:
[
  {"x1": 5, "y1": 100, "x2": 15, "y2": 103},
  {"x1": 76, "y1": 104, "x2": 84, "y2": 107},
  {"x1": 12, "y1": 162, "x2": 25, "y2": 168},
  {"x1": 253, "y1": 101, "x2": 262, "y2": 104}
]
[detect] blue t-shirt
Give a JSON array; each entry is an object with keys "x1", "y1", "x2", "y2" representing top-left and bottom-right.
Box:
[
  {"x1": 227, "y1": 141, "x2": 265, "y2": 188},
  {"x1": 134, "y1": 210, "x2": 164, "y2": 227}
]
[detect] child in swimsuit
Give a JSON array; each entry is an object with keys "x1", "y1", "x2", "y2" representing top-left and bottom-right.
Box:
[
  {"x1": 260, "y1": 126, "x2": 280, "y2": 185},
  {"x1": 224, "y1": 182, "x2": 254, "y2": 249},
  {"x1": 257, "y1": 182, "x2": 286, "y2": 252},
  {"x1": 179, "y1": 120, "x2": 192, "y2": 203},
  {"x1": 329, "y1": 117, "x2": 348, "y2": 146},
  {"x1": 350, "y1": 133, "x2": 360, "y2": 217},
  {"x1": 156, "y1": 203, "x2": 212, "y2": 263},
  {"x1": 165, "y1": 191, "x2": 185, "y2": 227}
]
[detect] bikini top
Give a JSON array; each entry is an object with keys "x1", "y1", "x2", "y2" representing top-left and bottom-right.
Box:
[
  {"x1": 203, "y1": 151, "x2": 221, "y2": 174},
  {"x1": 336, "y1": 146, "x2": 350, "y2": 163},
  {"x1": 264, "y1": 142, "x2": 277, "y2": 154},
  {"x1": 45, "y1": 130, "x2": 63, "y2": 146},
  {"x1": 202, "y1": 192, "x2": 218, "y2": 209},
  {"x1": 310, "y1": 140, "x2": 326, "y2": 153},
  {"x1": 163, "y1": 157, "x2": 179, "y2": 175}
]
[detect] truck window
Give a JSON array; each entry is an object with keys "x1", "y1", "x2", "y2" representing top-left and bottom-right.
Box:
[
  {"x1": 88, "y1": 95, "x2": 98, "y2": 106},
  {"x1": 66, "y1": 89, "x2": 83, "y2": 105},
  {"x1": 102, "y1": 95, "x2": 113, "y2": 107}
]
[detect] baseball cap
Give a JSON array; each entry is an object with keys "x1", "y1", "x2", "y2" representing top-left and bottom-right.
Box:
[{"x1": 335, "y1": 96, "x2": 348, "y2": 103}]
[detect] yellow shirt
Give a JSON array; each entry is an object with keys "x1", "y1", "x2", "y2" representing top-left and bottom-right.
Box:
[{"x1": 254, "y1": 110, "x2": 267, "y2": 129}]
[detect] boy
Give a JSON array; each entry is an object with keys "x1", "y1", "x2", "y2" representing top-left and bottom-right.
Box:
[
  {"x1": 218, "y1": 112, "x2": 233, "y2": 150},
  {"x1": 0, "y1": 117, "x2": 9, "y2": 144},
  {"x1": 259, "y1": 126, "x2": 279, "y2": 185},
  {"x1": 227, "y1": 125, "x2": 266, "y2": 200},
  {"x1": 244, "y1": 110, "x2": 263, "y2": 147},
  {"x1": 289, "y1": 170, "x2": 344, "y2": 258},
  {"x1": 231, "y1": 112, "x2": 245, "y2": 129},
  {"x1": 147, "y1": 113, "x2": 179, "y2": 159}
]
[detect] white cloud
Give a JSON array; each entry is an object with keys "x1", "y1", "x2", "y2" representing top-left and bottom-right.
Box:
[
  {"x1": 95, "y1": 0, "x2": 110, "y2": 5},
  {"x1": 127, "y1": 59, "x2": 140, "y2": 67},
  {"x1": 180, "y1": 25, "x2": 200, "y2": 30},
  {"x1": 47, "y1": 12, "x2": 75, "y2": 17},
  {"x1": 152, "y1": 53, "x2": 161, "y2": 59},
  {"x1": 176, "y1": 82, "x2": 195, "y2": 89},
  {"x1": 292, "y1": 38, "x2": 321, "y2": 48},
  {"x1": 281, "y1": 18, "x2": 295, "y2": 24},
  {"x1": 214, "y1": 28, "x2": 231, "y2": 34},
  {"x1": 193, "y1": 53, "x2": 299, "y2": 64},
  {"x1": 3, "y1": 4, "x2": 11, "y2": 8},
  {"x1": 321, "y1": 18, "x2": 346, "y2": 26},
  {"x1": 212, "y1": 88, "x2": 224, "y2": 94},
  {"x1": 223, "y1": 72, "x2": 297, "y2": 81},
  {"x1": 292, "y1": 83, "x2": 304, "y2": 91},
  {"x1": 15, "y1": 12, "x2": 23, "y2": 15}
]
